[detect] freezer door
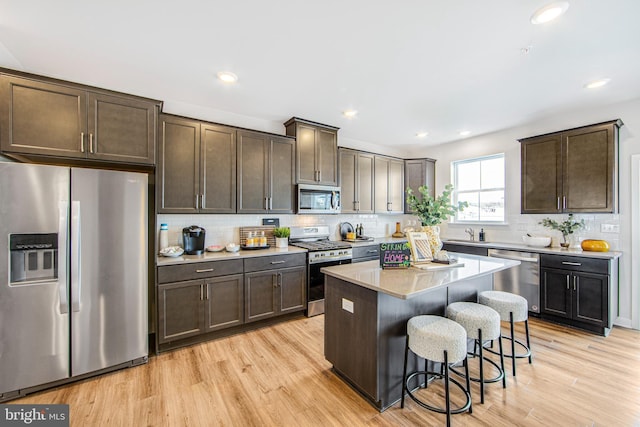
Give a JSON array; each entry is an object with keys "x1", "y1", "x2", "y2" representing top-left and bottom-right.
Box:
[
  {"x1": 70, "y1": 168, "x2": 148, "y2": 377},
  {"x1": 0, "y1": 163, "x2": 70, "y2": 395}
]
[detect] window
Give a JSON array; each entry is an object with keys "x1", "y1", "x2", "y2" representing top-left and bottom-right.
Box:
[{"x1": 452, "y1": 154, "x2": 505, "y2": 222}]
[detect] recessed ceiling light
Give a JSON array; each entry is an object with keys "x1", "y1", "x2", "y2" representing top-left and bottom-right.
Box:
[
  {"x1": 584, "y1": 78, "x2": 611, "y2": 89},
  {"x1": 531, "y1": 1, "x2": 569, "y2": 25},
  {"x1": 416, "y1": 132, "x2": 429, "y2": 138},
  {"x1": 459, "y1": 130, "x2": 471, "y2": 137},
  {"x1": 343, "y1": 110, "x2": 358, "y2": 118},
  {"x1": 217, "y1": 71, "x2": 238, "y2": 83}
]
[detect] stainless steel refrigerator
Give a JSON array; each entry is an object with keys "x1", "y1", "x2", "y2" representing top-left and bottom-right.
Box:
[{"x1": 0, "y1": 163, "x2": 148, "y2": 398}]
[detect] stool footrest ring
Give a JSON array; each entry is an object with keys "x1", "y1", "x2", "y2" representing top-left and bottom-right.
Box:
[
  {"x1": 405, "y1": 370, "x2": 471, "y2": 415},
  {"x1": 451, "y1": 352, "x2": 505, "y2": 384},
  {"x1": 484, "y1": 336, "x2": 531, "y2": 359}
]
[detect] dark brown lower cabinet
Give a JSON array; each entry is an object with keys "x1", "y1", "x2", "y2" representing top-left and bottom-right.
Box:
[
  {"x1": 157, "y1": 259, "x2": 245, "y2": 345},
  {"x1": 540, "y1": 254, "x2": 612, "y2": 335},
  {"x1": 244, "y1": 265, "x2": 306, "y2": 323},
  {"x1": 158, "y1": 274, "x2": 244, "y2": 344}
]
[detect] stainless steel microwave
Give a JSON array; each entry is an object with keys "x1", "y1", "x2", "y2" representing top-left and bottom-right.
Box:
[{"x1": 297, "y1": 184, "x2": 341, "y2": 214}]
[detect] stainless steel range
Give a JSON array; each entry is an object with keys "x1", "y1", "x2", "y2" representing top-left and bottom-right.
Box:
[{"x1": 289, "y1": 226, "x2": 352, "y2": 317}]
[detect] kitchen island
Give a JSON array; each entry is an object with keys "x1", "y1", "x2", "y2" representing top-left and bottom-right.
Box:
[{"x1": 321, "y1": 254, "x2": 519, "y2": 411}]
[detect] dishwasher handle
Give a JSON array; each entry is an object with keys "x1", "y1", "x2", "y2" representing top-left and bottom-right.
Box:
[{"x1": 488, "y1": 251, "x2": 538, "y2": 263}]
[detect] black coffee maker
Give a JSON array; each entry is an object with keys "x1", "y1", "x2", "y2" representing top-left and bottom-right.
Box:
[{"x1": 182, "y1": 225, "x2": 206, "y2": 255}]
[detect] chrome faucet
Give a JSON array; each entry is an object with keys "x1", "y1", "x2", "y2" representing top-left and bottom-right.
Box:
[{"x1": 464, "y1": 227, "x2": 474, "y2": 241}]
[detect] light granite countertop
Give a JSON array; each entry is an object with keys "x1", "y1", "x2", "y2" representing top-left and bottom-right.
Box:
[
  {"x1": 157, "y1": 245, "x2": 307, "y2": 266},
  {"x1": 321, "y1": 253, "x2": 519, "y2": 300},
  {"x1": 441, "y1": 238, "x2": 621, "y2": 260}
]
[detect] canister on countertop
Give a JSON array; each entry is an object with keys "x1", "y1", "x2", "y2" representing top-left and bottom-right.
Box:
[{"x1": 159, "y1": 223, "x2": 169, "y2": 251}]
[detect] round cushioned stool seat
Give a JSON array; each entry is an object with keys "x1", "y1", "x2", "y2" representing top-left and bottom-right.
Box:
[
  {"x1": 479, "y1": 291, "x2": 528, "y2": 322},
  {"x1": 407, "y1": 315, "x2": 467, "y2": 364},
  {"x1": 446, "y1": 302, "x2": 501, "y2": 341}
]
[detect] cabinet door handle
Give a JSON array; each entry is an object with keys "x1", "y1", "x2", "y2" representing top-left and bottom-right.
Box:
[
  {"x1": 206, "y1": 285, "x2": 210, "y2": 300},
  {"x1": 265, "y1": 197, "x2": 269, "y2": 210},
  {"x1": 573, "y1": 276, "x2": 577, "y2": 291},
  {"x1": 269, "y1": 197, "x2": 273, "y2": 210},
  {"x1": 200, "y1": 284, "x2": 204, "y2": 301},
  {"x1": 195, "y1": 194, "x2": 199, "y2": 209},
  {"x1": 566, "y1": 275, "x2": 570, "y2": 290},
  {"x1": 557, "y1": 197, "x2": 560, "y2": 210},
  {"x1": 318, "y1": 170, "x2": 321, "y2": 182},
  {"x1": 278, "y1": 272, "x2": 282, "y2": 287},
  {"x1": 270, "y1": 260, "x2": 286, "y2": 265},
  {"x1": 80, "y1": 132, "x2": 85, "y2": 152},
  {"x1": 196, "y1": 268, "x2": 214, "y2": 273},
  {"x1": 563, "y1": 196, "x2": 567, "y2": 210},
  {"x1": 562, "y1": 261, "x2": 582, "y2": 266},
  {"x1": 89, "y1": 133, "x2": 94, "y2": 153},
  {"x1": 200, "y1": 194, "x2": 204, "y2": 209},
  {"x1": 273, "y1": 273, "x2": 278, "y2": 288}
]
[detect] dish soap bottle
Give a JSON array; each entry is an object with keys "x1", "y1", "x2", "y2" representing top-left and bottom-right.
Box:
[{"x1": 479, "y1": 228, "x2": 485, "y2": 242}]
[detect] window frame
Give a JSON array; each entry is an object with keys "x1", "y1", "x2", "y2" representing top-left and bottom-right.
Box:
[{"x1": 451, "y1": 153, "x2": 506, "y2": 224}]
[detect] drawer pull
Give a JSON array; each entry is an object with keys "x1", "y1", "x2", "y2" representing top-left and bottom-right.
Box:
[
  {"x1": 366, "y1": 250, "x2": 378, "y2": 254},
  {"x1": 562, "y1": 262, "x2": 582, "y2": 266},
  {"x1": 270, "y1": 260, "x2": 286, "y2": 265},
  {"x1": 196, "y1": 268, "x2": 215, "y2": 273}
]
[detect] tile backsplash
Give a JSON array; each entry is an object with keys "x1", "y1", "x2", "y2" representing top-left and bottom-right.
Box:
[
  {"x1": 156, "y1": 213, "x2": 415, "y2": 250},
  {"x1": 157, "y1": 212, "x2": 621, "y2": 252}
]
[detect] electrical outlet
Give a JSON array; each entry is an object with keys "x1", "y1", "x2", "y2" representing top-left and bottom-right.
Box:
[
  {"x1": 342, "y1": 298, "x2": 354, "y2": 313},
  {"x1": 600, "y1": 224, "x2": 620, "y2": 233}
]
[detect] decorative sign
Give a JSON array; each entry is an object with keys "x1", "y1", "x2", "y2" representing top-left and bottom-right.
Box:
[{"x1": 379, "y1": 241, "x2": 411, "y2": 269}]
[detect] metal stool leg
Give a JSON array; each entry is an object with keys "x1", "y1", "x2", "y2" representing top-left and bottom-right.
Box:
[
  {"x1": 464, "y1": 356, "x2": 472, "y2": 414},
  {"x1": 510, "y1": 311, "x2": 516, "y2": 376},
  {"x1": 444, "y1": 350, "x2": 451, "y2": 427},
  {"x1": 401, "y1": 335, "x2": 409, "y2": 408},
  {"x1": 498, "y1": 334, "x2": 506, "y2": 388},
  {"x1": 478, "y1": 329, "x2": 485, "y2": 404},
  {"x1": 525, "y1": 319, "x2": 532, "y2": 364}
]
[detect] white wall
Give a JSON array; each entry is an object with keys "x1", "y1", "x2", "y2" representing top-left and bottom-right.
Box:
[{"x1": 408, "y1": 97, "x2": 640, "y2": 328}]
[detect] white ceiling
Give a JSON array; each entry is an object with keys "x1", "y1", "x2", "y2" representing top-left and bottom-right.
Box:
[{"x1": 1, "y1": 0, "x2": 639, "y2": 151}]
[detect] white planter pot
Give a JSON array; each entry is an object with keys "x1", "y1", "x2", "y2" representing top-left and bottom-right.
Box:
[{"x1": 275, "y1": 237, "x2": 288, "y2": 248}]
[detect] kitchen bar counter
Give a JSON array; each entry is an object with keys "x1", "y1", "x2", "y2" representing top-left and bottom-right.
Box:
[
  {"x1": 156, "y1": 246, "x2": 307, "y2": 266},
  {"x1": 321, "y1": 253, "x2": 519, "y2": 411},
  {"x1": 321, "y1": 255, "x2": 519, "y2": 299},
  {"x1": 441, "y1": 238, "x2": 621, "y2": 259}
]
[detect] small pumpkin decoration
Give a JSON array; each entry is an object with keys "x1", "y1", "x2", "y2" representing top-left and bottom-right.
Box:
[{"x1": 581, "y1": 239, "x2": 610, "y2": 252}]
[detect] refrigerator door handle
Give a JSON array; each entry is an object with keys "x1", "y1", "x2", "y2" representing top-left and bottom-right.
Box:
[
  {"x1": 58, "y1": 202, "x2": 69, "y2": 314},
  {"x1": 71, "y1": 201, "x2": 81, "y2": 312}
]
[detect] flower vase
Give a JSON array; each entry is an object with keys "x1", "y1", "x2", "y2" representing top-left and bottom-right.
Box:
[
  {"x1": 275, "y1": 237, "x2": 288, "y2": 248},
  {"x1": 422, "y1": 225, "x2": 443, "y2": 256}
]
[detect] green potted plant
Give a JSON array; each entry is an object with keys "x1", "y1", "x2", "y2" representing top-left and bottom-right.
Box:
[
  {"x1": 272, "y1": 227, "x2": 291, "y2": 248},
  {"x1": 539, "y1": 214, "x2": 585, "y2": 248},
  {"x1": 405, "y1": 184, "x2": 468, "y2": 254}
]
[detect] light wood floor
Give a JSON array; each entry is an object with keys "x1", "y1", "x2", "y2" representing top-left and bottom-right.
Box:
[{"x1": 14, "y1": 316, "x2": 640, "y2": 426}]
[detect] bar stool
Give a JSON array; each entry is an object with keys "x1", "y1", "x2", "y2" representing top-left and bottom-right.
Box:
[
  {"x1": 479, "y1": 290, "x2": 532, "y2": 376},
  {"x1": 401, "y1": 315, "x2": 472, "y2": 427},
  {"x1": 446, "y1": 302, "x2": 506, "y2": 404}
]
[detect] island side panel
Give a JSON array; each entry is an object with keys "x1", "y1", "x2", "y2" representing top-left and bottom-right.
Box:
[
  {"x1": 447, "y1": 274, "x2": 493, "y2": 305},
  {"x1": 325, "y1": 275, "x2": 379, "y2": 403},
  {"x1": 376, "y1": 287, "x2": 449, "y2": 410}
]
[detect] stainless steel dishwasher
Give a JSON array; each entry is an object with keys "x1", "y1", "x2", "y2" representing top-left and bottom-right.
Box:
[{"x1": 488, "y1": 249, "x2": 540, "y2": 313}]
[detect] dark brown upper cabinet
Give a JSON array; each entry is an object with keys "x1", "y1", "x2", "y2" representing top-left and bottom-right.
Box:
[
  {"x1": 374, "y1": 155, "x2": 404, "y2": 214},
  {"x1": 520, "y1": 120, "x2": 622, "y2": 214},
  {"x1": 284, "y1": 117, "x2": 338, "y2": 186},
  {"x1": 0, "y1": 71, "x2": 159, "y2": 165},
  {"x1": 339, "y1": 148, "x2": 375, "y2": 214},
  {"x1": 237, "y1": 130, "x2": 295, "y2": 214},
  {"x1": 404, "y1": 158, "x2": 436, "y2": 213},
  {"x1": 157, "y1": 114, "x2": 236, "y2": 213}
]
